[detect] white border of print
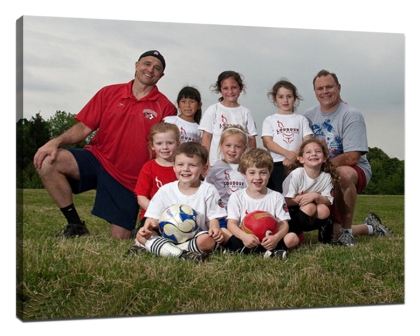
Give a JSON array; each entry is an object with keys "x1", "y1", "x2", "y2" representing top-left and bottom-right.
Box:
[{"x1": 4, "y1": 1, "x2": 417, "y2": 335}]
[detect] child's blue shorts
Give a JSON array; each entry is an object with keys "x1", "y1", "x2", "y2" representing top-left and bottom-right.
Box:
[{"x1": 219, "y1": 217, "x2": 227, "y2": 229}]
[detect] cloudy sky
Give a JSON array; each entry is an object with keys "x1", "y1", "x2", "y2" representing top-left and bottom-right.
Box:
[
  {"x1": 20, "y1": 16, "x2": 405, "y2": 159},
  {"x1": 5, "y1": 1, "x2": 419, "y2": 335}
]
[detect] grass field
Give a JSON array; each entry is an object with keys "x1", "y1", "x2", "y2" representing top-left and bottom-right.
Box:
[{"x1": 16, "y1": 189, "x2": 404, "y2": 321}]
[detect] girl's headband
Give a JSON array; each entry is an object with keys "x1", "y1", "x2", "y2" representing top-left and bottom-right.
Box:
[{"x1": 221, "y1": 126, "x2": 248, "y2": 136}]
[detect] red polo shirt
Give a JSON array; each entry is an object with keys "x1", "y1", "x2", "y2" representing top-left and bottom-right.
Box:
[{"x1": 76, "y1": 80, "x2": 177, "y2": 191}]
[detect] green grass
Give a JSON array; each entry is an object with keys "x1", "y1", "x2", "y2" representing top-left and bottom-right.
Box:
[{"x1": 17, "y1": 190, "x2": 404, "y2": 321}]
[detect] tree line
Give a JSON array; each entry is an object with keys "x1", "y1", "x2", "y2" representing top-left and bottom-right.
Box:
[
  {"x1": 16, "y1": 111, "x2": 404, "y2": 195},
  {"x1": 16, "y1": 111, "x2": 90, "y2": 189}
]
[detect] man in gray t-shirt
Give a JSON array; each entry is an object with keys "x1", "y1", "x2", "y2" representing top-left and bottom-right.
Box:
[{"x1": 304, "y1": 70, "x2": 372, "y2": 246}]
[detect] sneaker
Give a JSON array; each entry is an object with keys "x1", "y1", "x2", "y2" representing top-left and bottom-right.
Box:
[
  {"x1": 318, "y1": 218, "x2": 333, "y2": 244},
  {"x1": 212, "y1": 243, "x2": 226, "y2": 254},
  {"x1": 335, "y1": 230, "x2": 355, "y2": 247},
  {"x1": 126, "y1": 244, "x2": 147, "y2": 255},
  {"x1": 364, "y1": 212, "x2": 394, "y2": 237},
  {"x1": 179, "y1": 251, "x2": 209, "y2": 262},
  {"x1": 56, "y1": 222, "x2": 90, "y2": 238},
  {"x1": 263, "y1": 249, "x2": 288, "y2": 259}
]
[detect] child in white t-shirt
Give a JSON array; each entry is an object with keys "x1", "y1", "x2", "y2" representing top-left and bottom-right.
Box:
[
  {"x1": 222, "y1": 148, "x2": 300, "y2": 259},
  {"x1": 282, "y1": 138, "x2": 339, "y2": 244},
  {"x1": 199, "y1": 71, "x2": 258, "y2": 167},
  {"x1": 130, "y1": 142, "x2": 226, "y2": 261},
  {"x1": 164, "y1": 86, "x2": 203, "y2": 143},
  {"x1": 262, "y1": 78, "x2": 313, "y2": 193}
]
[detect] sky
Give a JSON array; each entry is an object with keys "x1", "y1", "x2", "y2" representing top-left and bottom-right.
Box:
[
  {"x1": 20, "y1": 15, "x2": 405, "y2": 160},
  {"x1": 4, "y1": 1, "x2": 419, "y2": 335}
]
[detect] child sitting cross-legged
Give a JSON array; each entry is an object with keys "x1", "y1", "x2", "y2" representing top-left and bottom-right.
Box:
[
  {"x1": 129, "y1": 142, "x2": 226, "y2": 261},
  {"x1": 221, "y1": 148, "x2": 299, "y2": 259},
  {"x1": 282, "y1": 138, "x2": 339, "y2": 244}
]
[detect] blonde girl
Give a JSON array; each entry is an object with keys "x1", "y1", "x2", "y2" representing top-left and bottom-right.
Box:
[
  {"x1": 205, "y1": 125, "x2": 248, "y2": 228},
  {"x1": 133, "y1": 123, "x2": 180, "y2": 233}
]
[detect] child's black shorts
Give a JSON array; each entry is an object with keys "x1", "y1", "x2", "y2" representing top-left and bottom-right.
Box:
[{"x1": 288, "y1": 206, "x2": 318, "y2": 235}]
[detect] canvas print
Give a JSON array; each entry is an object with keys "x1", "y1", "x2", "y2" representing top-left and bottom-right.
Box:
[{"x1": 16, "y1": 15, "x2": 404, "y2": 322}]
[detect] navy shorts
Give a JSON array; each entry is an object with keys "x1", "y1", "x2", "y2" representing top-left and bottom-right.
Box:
[{"x1": 67, "y1": 148, "x2": 139, "y2": 231}]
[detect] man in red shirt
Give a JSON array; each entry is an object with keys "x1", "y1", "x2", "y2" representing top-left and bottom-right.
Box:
[{"x1": 33, "y1": 50, "x2": 177, "y2": 239}]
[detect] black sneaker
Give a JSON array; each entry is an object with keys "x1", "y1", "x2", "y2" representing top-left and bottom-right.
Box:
[
  {"x1": 179, "y1": 251, "x2": 209, "y2": 262},
  {"x1": 126, "y1": 244, "x2": 147, "y2": 255},
  {"x1": 56, "y1": 222, "x2": 90, "y2": 238},
  {"x1": 318, "y1": 217, "x2": 333, "y2": 244}
]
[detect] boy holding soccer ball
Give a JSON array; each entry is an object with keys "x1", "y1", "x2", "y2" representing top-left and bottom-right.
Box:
[
  {"x1": 222, "y1": 148, "x2": 300, "y2": 259},
  {"x1": 129, "y1": 142, "x2": 226, "y2": 261}
]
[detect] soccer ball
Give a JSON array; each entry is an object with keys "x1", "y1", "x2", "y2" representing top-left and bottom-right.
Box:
[
  {"x1": 241, "y1": 210, "x2": 278, "y2": 241},
  {"x1": 158, "y1": 204, "x2": 200, "y2": 244}
]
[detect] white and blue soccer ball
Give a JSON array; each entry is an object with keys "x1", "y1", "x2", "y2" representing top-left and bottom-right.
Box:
[{"x1": 158, "y1": 204, "x2": 200, "y2": 244}]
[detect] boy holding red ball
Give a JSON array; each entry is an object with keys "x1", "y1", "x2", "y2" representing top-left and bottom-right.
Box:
[{"x1": 221, "y1": 148, "x2": 299, "y2": 258}]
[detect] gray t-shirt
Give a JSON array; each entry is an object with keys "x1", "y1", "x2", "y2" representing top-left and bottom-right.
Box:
[{"x1": 304, "y1": 101, "x2": 372, "y2": 184}]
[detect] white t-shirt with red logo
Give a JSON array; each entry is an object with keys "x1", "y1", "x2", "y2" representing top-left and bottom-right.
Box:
[
  {"x1": 261, "y1": 113, "x2": 313, "y2": 163},
  {"x1": 205, "y1": 160, "x2": 247, "y2": 214},
  {"x1": 199, "y1": 102, "x2": 258, "y2": 165},
  {"x1": 227, "y1": 188, "x2": 290, "y2": 226},
  {"x1": 163, "y1": 115, "x2": 202, "y2": 143}
]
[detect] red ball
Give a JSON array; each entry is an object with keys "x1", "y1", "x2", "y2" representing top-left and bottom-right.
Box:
[{"x1": 241, "y1": 210, "x2": 279, "y2": 241}]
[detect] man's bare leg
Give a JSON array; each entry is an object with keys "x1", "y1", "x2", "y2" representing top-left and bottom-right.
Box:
[
  {"x1": 110, "y1": 224, "x2": 131, "y2": 239},
  {"x1": 37, "y1": 149, "x2": 134, "y2": 240},
  {"x1": 36, "y1": 148, "x2": 80, "y2": 208},
  {"x1": 36, "y1": 149, "x2": 90, "y2": 238},
  {"x1": 333, "y1": 166, "x2": 358, "y2": 245}
]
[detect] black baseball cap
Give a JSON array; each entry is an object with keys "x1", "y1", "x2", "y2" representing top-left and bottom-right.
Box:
[{"x1": 138, "y1": 50, "x2": 166, "y2": 71}]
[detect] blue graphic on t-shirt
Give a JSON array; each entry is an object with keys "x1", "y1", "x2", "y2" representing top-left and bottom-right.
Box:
[{"x1": 311, "y1": 119, "x2": 343, "y2": 159}]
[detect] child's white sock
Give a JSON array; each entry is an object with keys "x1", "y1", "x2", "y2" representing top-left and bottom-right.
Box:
[
  {"x1": 145, "y1": 236, "x2": 183, "y2": 258},
  {"x1": 134, "y1": 238, "x2": 145, "y2": 247},
  {"x1": 366, "y1": 224, "x2": 374, "y2": 235}
]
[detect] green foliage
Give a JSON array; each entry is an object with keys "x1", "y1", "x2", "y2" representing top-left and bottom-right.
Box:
[
  {"x1": 48, "y1": 110, "x2": 79, "y2": 139},
  {"x1": 363, "y1": 147, "x2": 404, "y2": 195},
  {"x1": 16, "y1": 111, "x2": 90, "y2": 188},
  {"x1": 18, "y1": 190, "x2": 404, "y2": 320},
  {"x1": 16, "y1": 114, "x2": 50, "y2": 189}
]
